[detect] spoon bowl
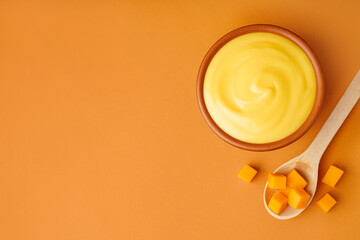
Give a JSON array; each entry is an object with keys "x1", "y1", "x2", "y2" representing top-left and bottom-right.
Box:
[
  {"x1": 263, "y1": 69, "x2": 360, "y2": 220},
  {"x1": 264, "y1": 155, "x2": 318, "y2": 220}
]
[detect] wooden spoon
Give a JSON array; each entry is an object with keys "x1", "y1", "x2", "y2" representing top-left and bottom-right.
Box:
[{"x1": 264, "y1": 70, "x2": 360, "y2": 220}]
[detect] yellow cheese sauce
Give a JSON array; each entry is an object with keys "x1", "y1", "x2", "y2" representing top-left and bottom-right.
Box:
[{"x1": 204, "y1": 32, "x2": 316, "y2": 144}]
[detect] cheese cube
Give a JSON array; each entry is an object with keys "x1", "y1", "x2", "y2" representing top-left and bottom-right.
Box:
[
  {"x1": 279, "y1": 186, "x2": 291, "y2": 197},
  {"x1": 237, "y1": 164, "x2": 257, "y2": 183},
  {"x1": 316, "y1": 193, "x2": 337, "y2": 213},
  {"x1": 288, "y1": 188, "x2": 311, "y2": 209},
  {"x1": 268, "y1": 191, "x2": 288, "y2": 215},
  {"x1": 322, "y1": 165, "x2": 344, "y2": 187},
  {"x1": 287, "y1": 169, "x2": 307, "y2": 188},
  {"x1": 268, "y1": 174, "x2": 286, "y2": 189}
]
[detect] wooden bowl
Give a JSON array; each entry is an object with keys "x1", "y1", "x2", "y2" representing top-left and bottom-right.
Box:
[{"x1": 197, "y1": 24, "x2": 324, "y2": 151}]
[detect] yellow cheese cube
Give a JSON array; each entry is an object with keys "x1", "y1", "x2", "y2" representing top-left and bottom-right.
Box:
[
  {"x1": 237, "y1": 164, "x2": 257, "y2": 183},
  {"x1": 288, "y1": 188, "x2": 311, "y2": 209},
  {"x1": 268, "y1": 174, "x2": 286, "y2": 189},
  {"x1": 287, "y1": 169, "x2": 307, "y2": 188},
  {"x1": 322, "y1": 165, "x2": 344, "y2": 187},
  {"x1": 268, "y1": 191, "x2": 288, "y2": 215},
  {"x1": 316, "y1": 193, "x2": 337, "y2": 213},
  {"x1": 279, "y1": 186, "x2": 291, "y2": 197}
]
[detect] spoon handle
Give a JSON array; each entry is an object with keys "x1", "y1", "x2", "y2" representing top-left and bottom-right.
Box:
[{"x1": 305, "y1": 69, "x2": 360, "y2": 164}]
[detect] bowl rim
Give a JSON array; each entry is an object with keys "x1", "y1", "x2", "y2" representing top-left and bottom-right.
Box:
[{"x1": 196, "y1": 24, "x2": 324, "y2": 151}]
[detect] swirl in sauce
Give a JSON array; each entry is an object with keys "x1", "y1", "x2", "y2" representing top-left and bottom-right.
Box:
[{"x1": 204, "y1": 32, "x2": 316, "y2": 143}]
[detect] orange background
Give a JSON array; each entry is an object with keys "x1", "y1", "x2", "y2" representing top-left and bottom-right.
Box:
[{"x1": 0, "y1": 0, "x2": 360, "y2": 239}]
